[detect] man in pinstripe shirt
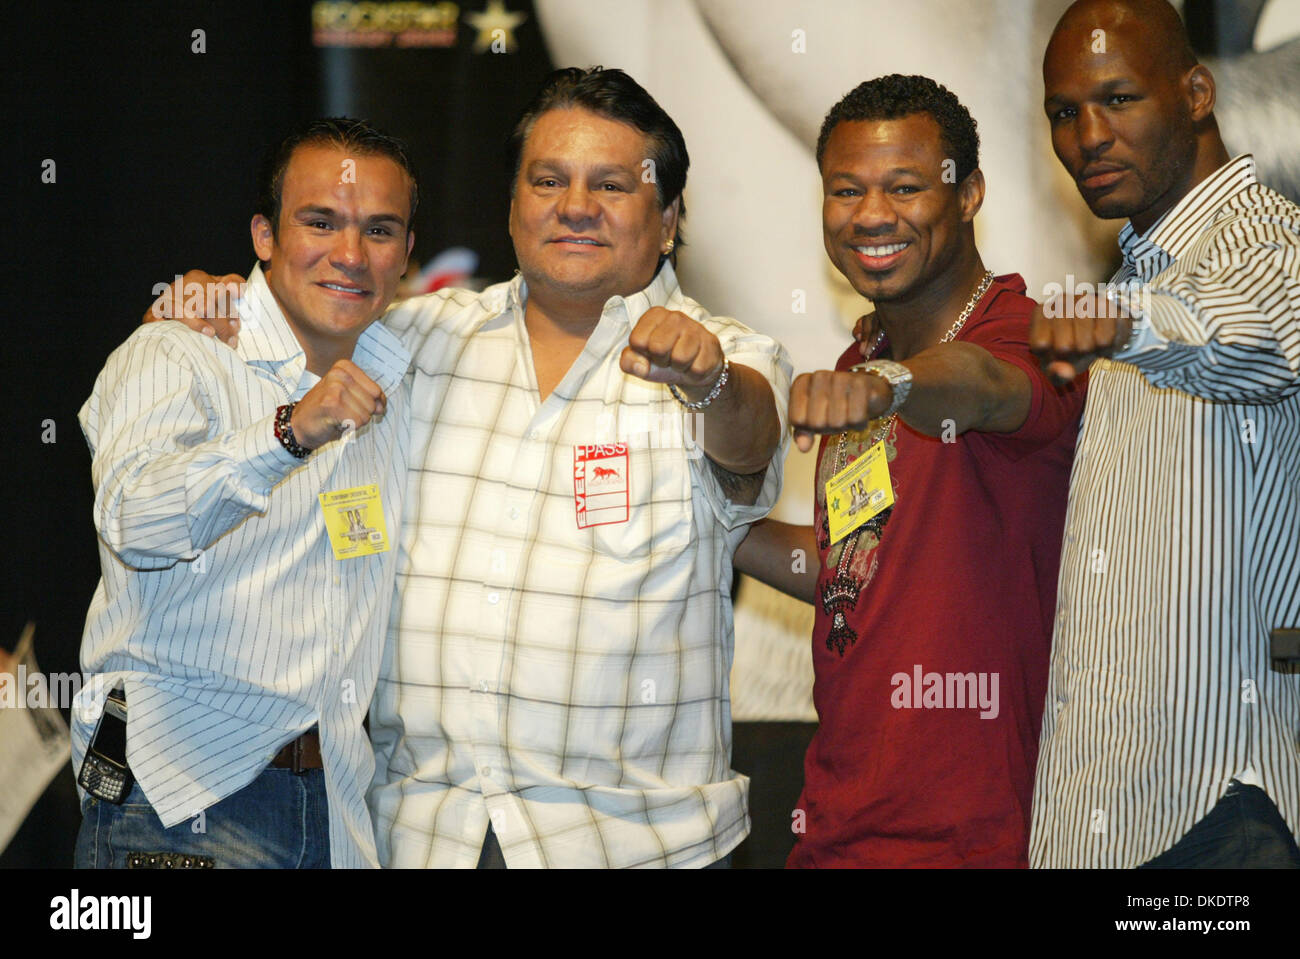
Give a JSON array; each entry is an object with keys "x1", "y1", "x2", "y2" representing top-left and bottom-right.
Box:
[
  {"x1": 1029, "y1": 0, "x2": 1300, "y2": 868},
  {"x1": 74, "y1": 119, "x2": 417, "y2": 868}
]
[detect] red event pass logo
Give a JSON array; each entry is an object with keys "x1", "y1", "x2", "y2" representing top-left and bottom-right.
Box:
[{"x1": 574, "y1": 443, "x2": 630, "y2": 528}]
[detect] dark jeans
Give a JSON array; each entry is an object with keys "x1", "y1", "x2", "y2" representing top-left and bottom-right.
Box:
[
  {"x1": 475, "y1": 824, "x2": 732, "y2": 868},
  {"x1": 76, "y1": 766, "x2": 330, "y2": 869},
  {"x1": 1140, "y1": 780, "x2": 1300, "y2": 868}
]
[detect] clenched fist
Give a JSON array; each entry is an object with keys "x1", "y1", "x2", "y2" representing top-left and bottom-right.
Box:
[
  {"x1": 789, "y1": 369, "x2": 895, "y2": 453},
  {"x1": 620, "y1": 306, "x2": 726, "y2": 400},
  {"x1": 290, "y1": 359, "x2": 386, "y2": 450},
  {"x1": 1028, "y1": 290, "x2": 1134, "y2": 383}
]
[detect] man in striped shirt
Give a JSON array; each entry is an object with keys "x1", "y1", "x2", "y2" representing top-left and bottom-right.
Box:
[
  {"x1": 1029, "y1": 0, "x2": 1300, "y2": 868},
  {"x1": 75, "y1": 119, "x2": 416, "y2": 868}
]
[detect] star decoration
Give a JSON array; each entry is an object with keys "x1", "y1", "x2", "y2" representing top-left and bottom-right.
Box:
[{"x1": 466, "y1": 0, "x2": 527, "y2": 54}]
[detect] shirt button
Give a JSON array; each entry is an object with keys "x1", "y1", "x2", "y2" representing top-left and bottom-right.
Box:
[
  {"x1": 479, "y1": 680, "x2": 490, "y2": 693},
  {"x1": 487, "y1": 592, "x2": 500, "y2": 605},
  {"x1": 527, "y1": 430, "x2": 537, "y2": 440},
  {"x1": 481, "y1": 766, "x2": 491, "y2": 778},
  {"x1": 508, "y1": 507, "x2": 520, "y2": 520}
]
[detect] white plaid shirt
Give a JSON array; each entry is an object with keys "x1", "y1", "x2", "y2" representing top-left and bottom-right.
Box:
[{"x1": 368, "y1": 263, "x2": 791, "y2": 867}]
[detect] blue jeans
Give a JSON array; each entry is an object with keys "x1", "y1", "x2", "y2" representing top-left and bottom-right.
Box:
[
  {"x1": 1140, "y1": 780, "x2": 1300, "y2": 868},
  {"x1": 75, "y1": 766, "x2": 330, "y2": 869}
]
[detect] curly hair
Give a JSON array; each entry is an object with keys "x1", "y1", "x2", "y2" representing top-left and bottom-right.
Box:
[{"x1": 816, "y1": 75, "x2": 980, "y2": 183}]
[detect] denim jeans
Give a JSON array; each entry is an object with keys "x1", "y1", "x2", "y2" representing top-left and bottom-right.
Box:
[
  {"x1": 75, "y1": 766, "x2": 330, "y2": 869},
  {"x1": 1140, "y1": 780, "x2": 1300, "y2": 868}
]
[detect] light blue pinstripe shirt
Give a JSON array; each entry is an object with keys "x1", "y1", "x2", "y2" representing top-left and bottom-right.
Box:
[
  {"x1": 72, "y1": 264, "x2": 410, "y2": 868},
  {"x1": 1031, "y1": 156, "x2": 1300, "y2": 867}
]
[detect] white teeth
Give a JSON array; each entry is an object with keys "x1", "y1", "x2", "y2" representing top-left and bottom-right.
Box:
[
  {"x1": 854, "y1": 243, "x2": 908, "y2": 257},
  {"x1": 322, "y1": 283, "x2": 362, "y2": 293},
  {"x1": 564, "y1": 238, "x2": 598, "y2": 245}
]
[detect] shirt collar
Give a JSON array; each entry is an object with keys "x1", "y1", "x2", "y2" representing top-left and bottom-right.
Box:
[
  {"x1": 1118, "y1": 154, "x2": 1256, "y2": 267},
  {"x1": 237, "y1": 262, "x2": 410, "y2": 394},
  {"x1": 236, "y1": 263, "x2": 307, "y2": 383}
]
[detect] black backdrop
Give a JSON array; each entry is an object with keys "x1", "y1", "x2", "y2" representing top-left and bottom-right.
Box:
[{"x1": 6, "y1": 0, "x2": 555, "y2": 688}]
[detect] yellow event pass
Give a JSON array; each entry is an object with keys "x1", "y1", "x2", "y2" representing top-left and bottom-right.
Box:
[
  {"x1": 318, "y1": 485, "x2": 390, "y2": 559},
  {"x1": 826, "y1": 441, "x2": 894, "y2": 545}
]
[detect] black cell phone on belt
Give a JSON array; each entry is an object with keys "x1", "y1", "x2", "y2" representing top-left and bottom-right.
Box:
[{"x1": 77, "y1": 686, "x2": 134, "y2": 804}]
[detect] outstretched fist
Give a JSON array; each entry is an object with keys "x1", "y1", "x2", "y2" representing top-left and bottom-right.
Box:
[
  {"x1": 621, "y1": 306, "x2": 726, "y2": 400},
  {"x1": 789, "y1": 369, "x2": 895, "y2": 453}
]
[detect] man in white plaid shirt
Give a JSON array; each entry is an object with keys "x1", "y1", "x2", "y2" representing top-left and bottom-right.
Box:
[
  {"x1": 367, "y1": 67, "x2": 790, "y2": 868},
  {"x1": 161, "y1": 68, "x2": 790, "y2": 867}
]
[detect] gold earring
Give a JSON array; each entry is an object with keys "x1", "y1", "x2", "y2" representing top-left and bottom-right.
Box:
[{"x1": 663, "y1": 239, "x2": 675, "y2": 255}]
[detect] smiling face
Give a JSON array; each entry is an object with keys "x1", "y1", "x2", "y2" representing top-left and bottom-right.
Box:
[
  {"x1": 1043, "y1": 16, "x2": 1199, "y2": 232},
  {"x1": 251, "y1": 143, "x2": 414, "y2": 369},
  {"x1": 508, "y1": 107, "x2": 678, "y2": 311},
  {"x1": 820, "y1": 113, "x2": 981, "y2": 305}
]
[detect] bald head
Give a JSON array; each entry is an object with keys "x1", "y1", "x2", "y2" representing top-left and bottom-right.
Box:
[
  {"x1": 1048, "y1": 0, "x2": 1197, "y2": 82},
  {"x1": 1041, "y1": 0, "x2": 1227, "y2": 233}
]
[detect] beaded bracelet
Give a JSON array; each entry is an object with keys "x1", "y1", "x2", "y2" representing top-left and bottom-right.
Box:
[{"x1": 273, "y1": 403, "x2": 311, "y2": 459}]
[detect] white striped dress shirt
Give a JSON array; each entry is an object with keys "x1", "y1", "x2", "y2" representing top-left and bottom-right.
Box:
[
  {"x1": 1030, "y1": 156, "x2": 1300, "y2": 867},
  {"x1": 367, "y1": 263, "x2": 791, "y2": 868},
  {"x1": 73, "y1": 264, "x2": 410, "y2": 868}
]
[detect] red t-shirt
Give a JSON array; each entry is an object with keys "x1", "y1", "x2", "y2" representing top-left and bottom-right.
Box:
[{"x1": 788, "y1": 274, "x2": 1086, "y2": 868}]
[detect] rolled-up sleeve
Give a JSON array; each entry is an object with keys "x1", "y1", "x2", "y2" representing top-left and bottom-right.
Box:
[{"x1": 688, "y1": 320, "x2": 793, "y2": 528}]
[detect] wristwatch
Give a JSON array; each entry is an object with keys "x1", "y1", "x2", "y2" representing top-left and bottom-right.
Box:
[{"x1": 850, "y1": 359, "x2": 913, "y2": 418}]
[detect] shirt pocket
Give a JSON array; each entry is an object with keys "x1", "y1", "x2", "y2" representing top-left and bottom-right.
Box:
[{"x1": 587, "y1": 443, "x2": 694, "y2": 561}]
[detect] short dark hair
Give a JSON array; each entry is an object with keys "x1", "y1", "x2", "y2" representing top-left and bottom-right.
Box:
[
  {"x1": 505, "y1": 66, "x2": 689, "y2": 264},
  {"x1": 255, "y1": 117, "x2": 419, "y2": 235},
  {"x1": 816, "y1": 75, "x2": 980, "y2": 184}
]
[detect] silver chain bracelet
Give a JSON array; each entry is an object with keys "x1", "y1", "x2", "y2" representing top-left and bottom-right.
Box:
[{"x1": 669, "y1": 357, "x2": 730, "y2": 410}]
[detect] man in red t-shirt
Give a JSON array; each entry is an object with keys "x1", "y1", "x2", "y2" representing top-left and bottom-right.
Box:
[{"x1": 736, "y1": 74, "x2": 1086, "y2": 867}]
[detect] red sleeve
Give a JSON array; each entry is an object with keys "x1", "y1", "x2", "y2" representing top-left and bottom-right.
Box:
[{"x1": 962, "y1": 289, "x2": 1087, "y2": 460}]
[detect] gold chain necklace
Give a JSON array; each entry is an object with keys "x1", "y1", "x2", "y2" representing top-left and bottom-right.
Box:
[{"x1": 832, "y1": 270, "x2": 995, "y2": 473}]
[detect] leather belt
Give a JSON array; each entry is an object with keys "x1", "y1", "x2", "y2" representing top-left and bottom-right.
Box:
[{"x1": 270, "y1": 729, "x2": 322, "y2": 774}]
